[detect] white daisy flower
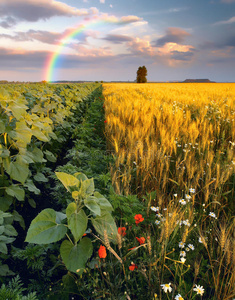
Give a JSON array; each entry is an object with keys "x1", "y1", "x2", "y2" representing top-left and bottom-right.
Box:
[
  {"x1": 193, "y1": 284, "x2": 204, "y2": 295},
  {"x1": 198, "y1": 237, "x2": 203, "y2": 243},
  {"x1": 150, "y1": 206, "x2": 158, "y2": 212},
  {"x1": 156, "y1": 212, "x2": 162, "y2": 218},
  {"x1": 180, "y1": 250, "x2": 186, "y2": 257},
  {"x1": 185, "y1": 194, "x2": 192, "y2": 200},
  {"x1": 188, "y1": 244, "x2": 195, "y2": 250},
  {"x1": 155, "y1": 220, "x2": 160, "y2": 225},
  {"x1": 179, "y1": 241, "x2": 185, "y2": 248},
  {"x1": 179, "y1": 199, "x2": 186, "y2": 205},
  {"x1": 183, "y1": 219, "x2": 191, "y2": 226},
  {"x1": 189, "y1": 188, "x2": 195, "y2": 193},
  {"x1": 175, "y1": 294, "x2": 184, "y2": 300},
  {"x1": 180, "y1": 257, "x2": 186, "y2": 263},
  {"x1": 160, "y1": 283, "x2": 172, "y2": 293},
  {"x1": 209, "y1": 212, "x2": 216, "y2": 218}
]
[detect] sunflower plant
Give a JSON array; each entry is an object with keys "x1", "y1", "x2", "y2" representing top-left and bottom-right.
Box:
[{"x1": 25, "y1": 171, "x2": 118, "y2": 275}]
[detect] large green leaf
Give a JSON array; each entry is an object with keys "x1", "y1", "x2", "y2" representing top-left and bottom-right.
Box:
[
  {"x1": 94, "y1": 192, "x2": 113, "y2": 212},
  {"x1": 0, "y1": 145, "x2": 10, "y2": 158},
  {"x1": 80, "y1": 178, "x2": 94, "y2": 196},
  {"x1": 84, "y1": 196, "x2": 101, "y2": 216},
  {"x1": 44, "y1": 150, "x2": 57, "y2": 162},
  {"x1": 4, "y1": 224, "x2": 17, "y2": 236},
  {"x1": 68, "y1": 209, "x2": 87, "y2": 242},
  {"x1": 0, "y1": 235, "x2": 15, "y2": 243},
  {"x1": 34, "y1": 172, "x2": 48, "y2": 182},
  {"x1": 55, "y1": 172, "x2": 80, "y2": 191},
  {"x1": 6, "y1": 185, "x2": 25, "y2": 201},
  {"x1": 31, "y1": 126, "x2": 49, "y2": 142},
  {"x1": 0, "y1": 242, "x2": 8, "y2": 254},
  {"x1": 25, "y1": 208, "x2": 67, "y2": 244},
  {"x1": 92, "y1": 211, "x2": 118, "y2": 244},
  {"x1": 24, "y1": 148, "x2": 45, "y2": 163},
  {"x1": 7, "y1": 160, "x2": 29, "y2": 184},
  {"x1": 0, "y1": 196, "x2": 13, "y2": 212},
  {"x1": 24, "y1": 180, "x2": 40, "y2": 195},
  {"x1": 55, "y1": 212, "x2": 67, "y2": 224},
  {"x1": 8, "y1": 102, "x2": 28, "y2": 120},
  {"x1": 73, "y1": 172, "x2": 88, "y2": 182},
  {"x1": 66, "y1": 202, "x2": 76, "y2": 219},
  {"x1": 60, "y1": 237, "x2": 93, "y2": 274},
  {"x1": 0, "y1": 264, "x2": 15, "y2": 276},
  {"x1": 15, "y1": 120, "x2": 32, "y2": 147}
]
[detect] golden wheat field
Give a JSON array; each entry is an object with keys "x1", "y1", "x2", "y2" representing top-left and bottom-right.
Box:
[
  {"x1": 103, "y1": 83, "x2": 235, "y2": 206},
  {"x1": 102, "y1": 83, "x2": 235, "y2": 299}
]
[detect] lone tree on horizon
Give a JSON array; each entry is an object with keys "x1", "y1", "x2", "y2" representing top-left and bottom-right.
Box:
[{"x1": 136, "y1": 66, "x2": 147, "y2": 83}]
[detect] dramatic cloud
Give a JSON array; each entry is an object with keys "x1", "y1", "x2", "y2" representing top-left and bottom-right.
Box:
[
  {"x1": 0, "y1": 27, "x2": 99, "y2": 45},
  {"x1": 127, "y1": 37, "x2": 195, "y2": 65},
  {"x1": 127, "y1": 38, "x2": 156, "y2": 57},
  {"x1": 170, "y1": 50, "x2": 194, "y2": 61},
  {"x1": 102, "y1": 34, "x2": 133, "y2": 44},
  {"x1": 155, "y1": 27, "x2": 191, "y2": 46},
  {"x1": 0, "y1": 0, "x2": 99, "y2": 27}
]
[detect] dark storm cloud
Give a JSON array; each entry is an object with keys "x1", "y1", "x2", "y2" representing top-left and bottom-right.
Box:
[
  {"x1": 102, "y1": 34, "x2": 133, "y2": 44},
  {"x1": 155, "y1": 27, "x2": 190, "y2": 46},
  {"x1": 0, "y1": 0, "x2": 97, "y2": 27}
]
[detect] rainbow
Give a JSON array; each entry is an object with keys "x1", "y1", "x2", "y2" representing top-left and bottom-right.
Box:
[{"x1": 44, "y1": 18, "x2": 117, "y2": 82}]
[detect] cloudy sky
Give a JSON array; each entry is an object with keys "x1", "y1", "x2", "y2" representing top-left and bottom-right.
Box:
[{"x1": 0, "y1": 0, "x2": 235, "y2": 82}]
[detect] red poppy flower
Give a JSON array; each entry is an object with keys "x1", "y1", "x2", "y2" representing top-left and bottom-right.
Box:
[
  {"x1": 129, "y1": 263, "x2": 138, "y2": 271},
  {"x1": 104, "y1": 120, "x2": 107, "y2": 123},
  {"x1": 136, "y1": 237, "x2": 145, "y2": 245},
  {"x1": 134, "y1": 214, "x2": 144, "y2": 225},
  {"x1": 118, "y1": 227, "x2": 127, "y2": 237},
  {"x1": 98, "y1": 245, "x2": 107, "y2": 259}
]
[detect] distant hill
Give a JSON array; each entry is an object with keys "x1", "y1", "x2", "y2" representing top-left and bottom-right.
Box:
[{"x1": 183, "y1": 79, "x2": 216, "y2": 83}]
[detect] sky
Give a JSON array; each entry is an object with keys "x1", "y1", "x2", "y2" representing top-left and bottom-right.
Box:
[{"x1": 0, "y1": 0, "x2": 235, "y2": 82}]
